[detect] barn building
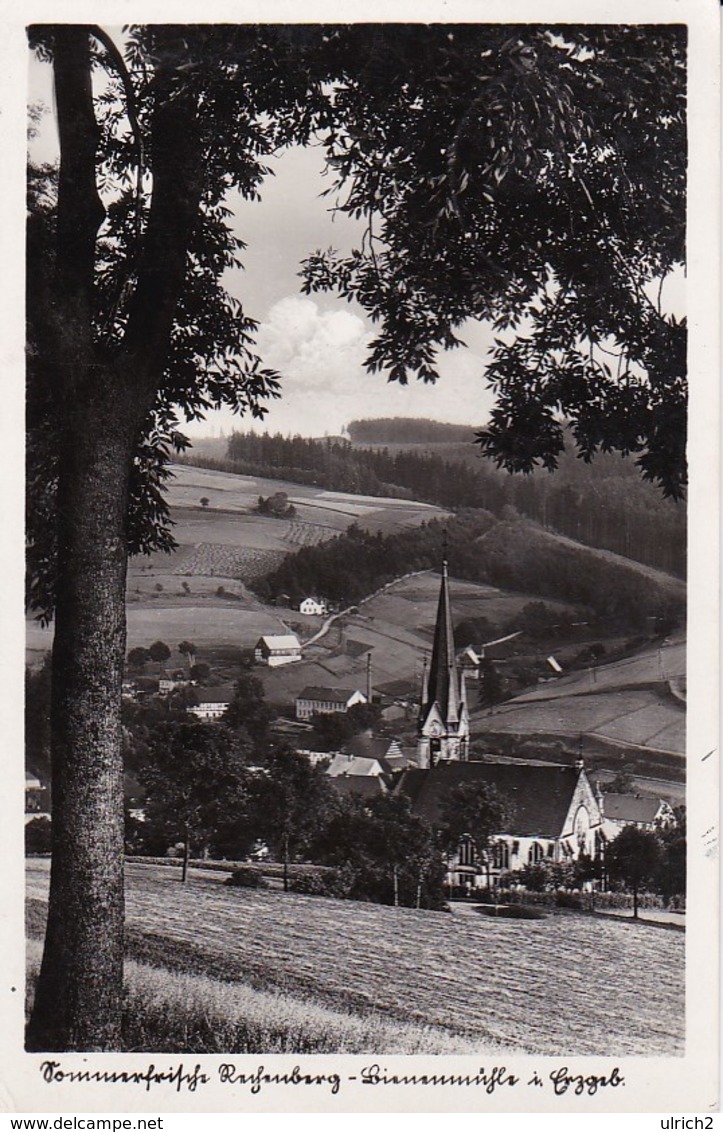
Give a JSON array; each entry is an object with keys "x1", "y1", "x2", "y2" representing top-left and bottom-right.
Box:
[{"x1": 254, "y1": 634, "x2": 302, "y2": 667}]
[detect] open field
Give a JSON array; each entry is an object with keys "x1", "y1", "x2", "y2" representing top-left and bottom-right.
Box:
[
  {"x1": 257, "y1": 570, "x2": 581, "y2": 704},
  {"x1": 26, "y1": 859, "x2": 684, "y2": 1056},
  {"x1": 471, "y1": 637, "x2": 685, "y2": 760},
  {"x1": 161, "y1": 463, "x2": 446, "y2": 532},
  {"x1": 27, "y1": 464, "x2": 447, "y2": 666}
]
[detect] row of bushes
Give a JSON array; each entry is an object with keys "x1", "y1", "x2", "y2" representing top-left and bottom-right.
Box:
[
  {"x1": 224, "y1": 864, "x2": 445, "y2": 910},
  {"x1": 461, "y1": 886, "x2": 685, "y2": 912},
  {"x1": 125, "y1": 856, "x2": 334, "y2": 880}
]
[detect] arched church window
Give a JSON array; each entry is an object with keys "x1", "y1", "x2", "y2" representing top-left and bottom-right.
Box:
[
  {"x1": 458, "y1": 835, "x2": 475, "y2": 867},
  {"x1": 528, "y1": 841, "x2": 544, "y2": 864}
]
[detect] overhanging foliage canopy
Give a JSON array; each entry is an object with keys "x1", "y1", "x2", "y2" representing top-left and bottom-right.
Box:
[
  {"x1": 301, "y1": 25, "x2": 687, "y2": 497},
  {"x1": 28, "y1": 25, "x2": 687, "y2": 625}
]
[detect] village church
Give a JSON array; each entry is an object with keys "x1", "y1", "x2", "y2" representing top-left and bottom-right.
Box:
[{"x1": 403, "y1": 557, "x2": 606, "y2": 886}]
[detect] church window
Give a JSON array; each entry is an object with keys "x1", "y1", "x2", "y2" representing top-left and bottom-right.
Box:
[
  {"x1": 492, "y1": 841, "x2": 510, "y2": 870},
  {"x1": 458, "y1": 835, "x2": 475, "y2": 867},
  {"x1": 528, "y1": 841, "x2": 544, "y2": 864}
]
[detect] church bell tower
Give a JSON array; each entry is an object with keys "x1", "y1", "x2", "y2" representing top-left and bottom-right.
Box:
[{"x1": 416, "y1": 549, "x2": 469, "y2": 768}]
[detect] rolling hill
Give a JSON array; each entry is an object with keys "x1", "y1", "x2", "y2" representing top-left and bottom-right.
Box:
[
  {"x1": 470, "y1": 635, "x2": 686, "y2": 778},
  {"x1": 26, "y1": 464, "x2": 448, "y2": 665}
]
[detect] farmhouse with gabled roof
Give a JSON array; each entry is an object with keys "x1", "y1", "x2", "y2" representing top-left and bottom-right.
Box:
[
  {"x1": 254, "y1": 634, "x2": 302, "y2": 667},
  {"x1": 187, "y1": 685, "x2": 236, "y2": 720}
]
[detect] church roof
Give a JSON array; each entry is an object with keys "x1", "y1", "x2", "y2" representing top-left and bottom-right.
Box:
[
  {"x1": 602, "y1": 793, "x2": 666, "y2": 824},
  {"x1": 397, "y1": 761, "x2": 583, "y2": 839}
]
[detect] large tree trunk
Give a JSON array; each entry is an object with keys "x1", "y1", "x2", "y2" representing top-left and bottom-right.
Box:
[
  {"x1": 26, "y1": 25, "x2": 205, "y2": 1050},
  {"x1": 27, "y1": 395, "x2": 137, "y2": 1051}
]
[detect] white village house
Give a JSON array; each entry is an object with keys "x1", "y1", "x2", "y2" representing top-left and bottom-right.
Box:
[
  {"x1": 295, "y1": 686, "x2": 367, "y2": 720},
  {"x1": 299, "y1": 597, "x2": 327, "y2": 616},
  {"x1": 601, "y1": 792, "x2": 675, "y2": 836},
  {"x1": 187, "y1": 685, "x2": 235, "y2": 720}
]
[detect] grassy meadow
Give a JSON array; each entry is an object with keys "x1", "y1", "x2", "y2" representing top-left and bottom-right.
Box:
[
  {"x1": 26, "y1": 463, "x2": 448, "y2": 666},
  {"x1": 470, "y1": 636, "x2": 686, "y2": 764},
  {"x1": 26, "y1": 859, "x2": 684, "y2": 1057}
]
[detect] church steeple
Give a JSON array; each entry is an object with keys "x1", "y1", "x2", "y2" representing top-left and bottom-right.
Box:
[
  {"x1": 416, "y1": 541, "x2": 470, "y2": 769},
  {"x1": 423, "y1": 558, "x2": 460, "y2": 723}
]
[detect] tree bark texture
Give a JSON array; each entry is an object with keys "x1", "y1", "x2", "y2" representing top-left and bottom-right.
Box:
[
  {"x1": 27, "y1": 391, "x2": 137, "y2": 1050},
  {"x1": 282, "y1": 833, "x2": 289, "y2": 893},
  {"x1": 27, "y1": 26, "x2": 205, "y2": 1049}
]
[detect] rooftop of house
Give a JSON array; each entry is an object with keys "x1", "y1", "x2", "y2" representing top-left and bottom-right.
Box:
[
  {"x1": 342, "y1": 733, "x2": 397, "y2": 761},
  {"x1": 257, "y1": 634, "x2": 301, "y2": 650},
  {"x1": 194, "y1": 685, "x2": 236, "y2": 704},
  {"x1": 328, "y1": 775, "x2": 389, "y2": 799},
  {"x1": 602, "y1": 793, "x2": 666, "y2": 824},
  {"x1": 397, "y1": 760, "x2": 585, "y2": 839},
  {"x1": 374, "y1": 678, "x2": 419, "y2": 701},
  {"x1": 297, "y1": 686, "x2": 365, "y2": 704},
  {"x1": 327, "y1": 752, "x2": 391, "y2": 777}
]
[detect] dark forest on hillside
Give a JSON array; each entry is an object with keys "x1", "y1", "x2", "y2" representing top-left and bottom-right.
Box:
[
  {"x1": 252, "y1": 512, "x2": 685, "y2": 635},
  {"x1": 178, "y1": 420, "x2": 686, "y2": 579}
]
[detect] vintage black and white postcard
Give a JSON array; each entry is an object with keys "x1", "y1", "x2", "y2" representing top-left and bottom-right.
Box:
[{"x1": 1, "y1": 0, "x2": 719, "y2": 1117}]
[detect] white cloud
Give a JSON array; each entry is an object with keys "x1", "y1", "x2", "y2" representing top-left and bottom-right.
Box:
[
  {"x1": 183, "y1": 295, "x2": 498, "y2": 438},
  {"x1": 255, "y1": 296, "x2": 370, "y2": 395}
]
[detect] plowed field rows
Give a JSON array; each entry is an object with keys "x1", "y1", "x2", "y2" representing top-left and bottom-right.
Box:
[{"x1": 176, "y1": 543, "x2": 286, "y2": 582}]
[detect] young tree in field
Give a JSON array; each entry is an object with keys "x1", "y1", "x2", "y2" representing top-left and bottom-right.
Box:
[
  {"x1": 606, "y1": 825, "x2": 662, "y2": 919},
  {"x1": 126, "y1": 646, "x2": 151, "y2": 672},
  {"x1": 137, "y1": 721, "x2": 252, "y2": 882},
  {"x1": 252, "y1": 746, "x2": 334, "y2": 892},
  {"x1": 177, "y1": 640, "x2": 196, "y2": 668},
  {"x1": 309, "y1": 792, "x2": 445, "y2": 909},
  {"x1": 148, "y1": 640, "x2": 171, "y2": 667},
  {"x1": 364, "y1": 793, "x2": 441, "y2": 909},
  {"x1": 26, "y1": 24, "x2": 686, "y2": 1050}
]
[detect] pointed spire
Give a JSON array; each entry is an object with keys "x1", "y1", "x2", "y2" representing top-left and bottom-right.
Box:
[
  {"x1": 425, "y1": 541, "x2": 460, "y2": 724},
  {"x1": 419, "y1": 653, "x2": 429, "y2": 719}
]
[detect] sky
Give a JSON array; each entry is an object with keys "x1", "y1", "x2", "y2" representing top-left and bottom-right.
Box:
[
  {"x1": 29, "y1": 53, "x2": 499, "y2": 441},
  {"x1": 27, "y1": 43, "x2": 685, "y2": 442},
  {"x1": 206, "y1": 145, "x2": 501, "y2": 439}
]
